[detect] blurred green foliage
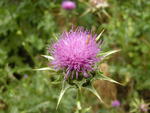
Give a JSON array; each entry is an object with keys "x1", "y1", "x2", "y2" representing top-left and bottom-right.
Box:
[{"x1": 0, "y1": 0, "x2": 150, "y2": 112}]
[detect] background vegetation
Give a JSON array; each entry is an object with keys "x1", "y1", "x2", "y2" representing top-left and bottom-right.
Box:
[{"x1": 0, "y1": 0, "x2": 149, "y2": 113}]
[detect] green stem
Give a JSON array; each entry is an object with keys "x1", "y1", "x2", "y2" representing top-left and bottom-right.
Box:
[{"x1": 76, "y1": 87, "x2": 82, "y2": 113}]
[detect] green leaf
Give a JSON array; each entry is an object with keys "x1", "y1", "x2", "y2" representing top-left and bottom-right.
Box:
[
  {"x1": 26, "y1": 101, "x2": 50, "y2": 112},
  {"x1": 51, "y1": 75, "x2": 62, "y2": 85},
  {"x1": 56, "y1": 80, "x2": 71, "y2": 109},
  {"x1": 84, "y1": 82, "x2": 103, "y2": 103},
  {"x1": 33, "y1": 67, "x2": 55, "y2": 71},
  {"x1": 41, "y1": 55, "x2": 54, "y2": 60}
]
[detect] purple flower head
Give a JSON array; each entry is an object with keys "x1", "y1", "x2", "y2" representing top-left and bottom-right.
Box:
[
  {"x1": 50, "y1": 27, "x2": 100, "y2": 79},
  {"x1": 24, "y1": 74, "x2": 28, "y2": 78},
  {"x1": 112, "y1": 100, "x2": 121, "y2": 107},
  {"x1": 140, "y1": 104, "x2": 148, "y2": 112},
  {"x1": 61, "y1": 1, "x2": 76, "y2": 10}
]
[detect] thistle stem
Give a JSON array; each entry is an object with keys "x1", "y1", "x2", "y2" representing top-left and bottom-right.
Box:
[{"x1": 76, "y1": 87, "x2": 82, "y2": 113}]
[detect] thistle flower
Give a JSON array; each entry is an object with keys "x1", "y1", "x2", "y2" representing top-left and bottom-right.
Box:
[
  {"x1": 140, "y1": 104, "x2": 148, "y2": 112},
  {"x1": 61, "y1": 0, "x2": 76, "y2": 10},
  {"x1": 23, "y1": 74, "x2": 28, "y2": 78},
  {"x1": 111, "y1": 100, "x2": 121, "y2": 107},
  {"x1": 130, "y1": 98, "x2": 149, "y2": 113},
  {"x1": 90, "y1": 0, "x2": 109, "y2": 8},
  {"x1": 50, "y1": 27, "x2": 100, "y2": 79}
]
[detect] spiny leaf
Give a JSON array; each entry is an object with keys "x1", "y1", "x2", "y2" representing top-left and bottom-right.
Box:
[
  {"x1": 73, "y1": 79, "x2": 87, "y2": 87},
  {"x1": 56, "y1": 80, "x2": 71, "y2": 109},
  {"x1": 99, "y1": 74, "x2": 122, "y2": 85},
  {"x1": 33, "y1": 67, "x2": 55, "y2": 71},
  {"x1": 81, "y1": 9, "x2": 91, "y2": 17},
  {"x1": 84, "y1": 82, "x2": 103, "y2": 103},
  {"x1": 94, "y1": 72, "x2": 122, "y2": 85},
  {"x1": 52, "y1": 33, "x2": 58, "y2": 41},
  {"x1": 98, "y1": 49, "x2": 120, "y2": 58},
  {"x1": 82, "y1": 107, "x2": 91, "y2": 113},
  {"x1": 95, "y1": 29, "x2": 105, "y2": 42},
  {"x1": 41, "y1": 55, "x2": 54, "y2": 60}
]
